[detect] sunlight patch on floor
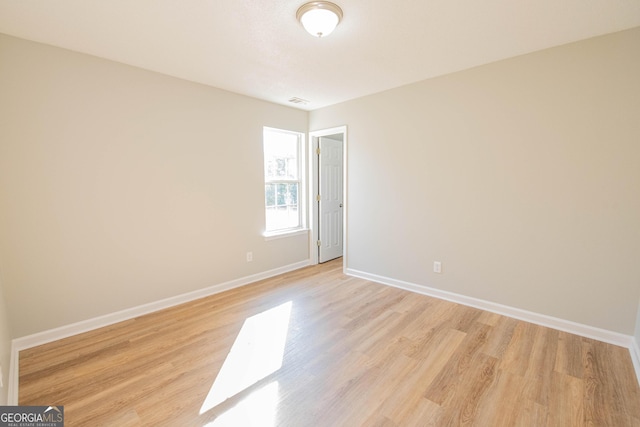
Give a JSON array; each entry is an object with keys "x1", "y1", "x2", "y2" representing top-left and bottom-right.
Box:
[
  {"x1": 203, "y1": 381, "x2": 280, "y2": 427},
  {"x1": 200, "y1": 301, "x2": 292, "y2": 416}
]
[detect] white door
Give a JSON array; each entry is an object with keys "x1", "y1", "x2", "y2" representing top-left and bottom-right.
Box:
[{"x1": 318, "y1": 136, "x2": 343, "y2": 263}]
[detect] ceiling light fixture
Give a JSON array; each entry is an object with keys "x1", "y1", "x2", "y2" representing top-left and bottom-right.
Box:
[{"x1": 296, "y1": 1, "x2": 343, "y2": 38}]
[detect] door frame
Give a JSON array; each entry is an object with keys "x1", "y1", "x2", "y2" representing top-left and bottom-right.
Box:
[{"x1": 308, "y1": 126, "x2": 348, "y2": 269}]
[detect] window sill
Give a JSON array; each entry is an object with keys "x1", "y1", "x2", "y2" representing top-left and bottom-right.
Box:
[{"x1": 263, "y1": 228, "x2": 309, "y2": 241}]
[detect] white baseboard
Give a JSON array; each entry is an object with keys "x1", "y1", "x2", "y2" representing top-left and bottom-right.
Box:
[
  {"x1": 7, "y1": 342, "x2": 19, "y2": 406},
  {"x1": 631, "y1": 338, "x2": 640, "y2": 387},
  {"x1": 346, "y1": 268, "x2": 634, "y2": 348},
  {"x1": 7, "y1": 258, "x2": 311, "y2": 405}
]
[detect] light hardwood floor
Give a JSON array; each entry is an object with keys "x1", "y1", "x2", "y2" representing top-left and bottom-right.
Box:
[{"x1": 20, "y1": 259, "x2": 640, "y2": 426}]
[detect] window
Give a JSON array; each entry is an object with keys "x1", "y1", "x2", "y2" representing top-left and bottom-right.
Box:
[{"x1": 263, "y1": 127, "x2": 304, "y2": 234}]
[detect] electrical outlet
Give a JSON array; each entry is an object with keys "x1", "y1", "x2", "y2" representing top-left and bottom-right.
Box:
[
  {"x1": 246, "y1": 252, "x2": 253, "y2": 262},
  {"x1": 433, "y1": 261, "x2": 442, "y2": 274}
]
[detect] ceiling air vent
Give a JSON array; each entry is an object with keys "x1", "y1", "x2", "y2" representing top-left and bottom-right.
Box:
[{"x1": 288, "y1": 97, "x2": 310, "y2": 105}]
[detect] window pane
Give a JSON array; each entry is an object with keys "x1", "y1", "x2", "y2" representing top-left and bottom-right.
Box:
[
  {"x1": 265, "y1": 205, "x2": 300, "y2": 231},
  {"x1": 264, "y1": 130, "x2": 298, "y2": 181},
  {"x1": 265, "y1": 183, "x2": 276, "y2": 207},
  {"x1": 288, "y1": 183, "x2": 298, "y2": 205},
  {"x1": 276, "y1": 183, "x2": 286, "y2": 206}
]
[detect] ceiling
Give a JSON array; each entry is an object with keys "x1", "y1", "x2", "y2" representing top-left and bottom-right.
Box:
[{"x1": 1, "y1": 1, "x2": 639, "y2": 111}]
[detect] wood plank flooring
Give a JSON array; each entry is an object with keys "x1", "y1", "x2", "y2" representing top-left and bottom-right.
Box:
[{"x1": 19, "y1": 259, "x2": 640, "y2": 426}]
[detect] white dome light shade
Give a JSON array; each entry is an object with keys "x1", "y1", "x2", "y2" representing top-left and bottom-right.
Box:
[
  {"x1": 296, "y1": 2, "x2": 343, "y2": 38},
  {"x1": 301, "y1": 9, "x2": 339, "y2": 37}
]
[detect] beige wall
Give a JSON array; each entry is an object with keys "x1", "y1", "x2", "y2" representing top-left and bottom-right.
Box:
[
  {"x1": 0, "y1": 35, "x2": 309, "y2": 337},
  {"x1": 310, "y1": 28, "x2": 640, "y2": 335},
  {"x1": 0, "y1": 275, "x2": 10, "y2": 405}
]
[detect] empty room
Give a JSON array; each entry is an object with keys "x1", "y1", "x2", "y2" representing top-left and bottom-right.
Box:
[{"x1": 1, "y1": 1, "x2": 639, "y2": 425}]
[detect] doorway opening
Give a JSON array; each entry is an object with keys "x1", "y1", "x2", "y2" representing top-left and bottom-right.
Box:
[{"x1": 309, "y1": 126, "x2": 347, "y2": 265}]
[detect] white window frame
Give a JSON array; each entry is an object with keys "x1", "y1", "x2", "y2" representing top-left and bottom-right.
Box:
[{"x1": 263, "y1": 127, "x2": 306, "y2": 239}]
